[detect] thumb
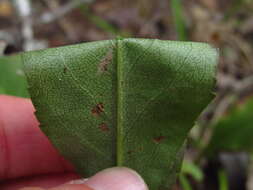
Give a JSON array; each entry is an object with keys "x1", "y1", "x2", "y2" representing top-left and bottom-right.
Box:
[
  {"x1": 20, "y1": 167, "x2": 148, "y2": 190},
  {"x1": 77, "y1": 167, "x2": 148, "y2": 190},
  {"x1": 20, "y1": 184, "x2": 92, "y2": 190}
]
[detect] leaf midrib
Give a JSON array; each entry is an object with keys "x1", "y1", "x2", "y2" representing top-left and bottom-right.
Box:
[{"x1": 116, "y1": 39, "x2": 123, "y2": 166}]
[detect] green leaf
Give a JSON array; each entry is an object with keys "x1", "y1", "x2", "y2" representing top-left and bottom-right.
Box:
[
  {"x1": 181, "y1": 160, "x2": 204, "y2": 182},
  {"x1": 22, "y1": 38, "x2": 217, "y2": 190},
  {"x1": 0, "y1": 55, "x2": 29, "y2": 97},
  {"x1": 218, "y1": 170, "x2": 229, "y2": 190},
  {"x1": 207, "y1": 97, "x2": 253, "y2": 155},
  {"x1": 179, "y1": 174, "x2": 193, "y2": 190},
  {"x1": 171, "y1": 0, "x2": 187, "y2": 41}
]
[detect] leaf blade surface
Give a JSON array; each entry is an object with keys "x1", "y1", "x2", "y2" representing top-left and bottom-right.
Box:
[{"x1": 22, "y1": 38, "x2": 218, "y2": 190}]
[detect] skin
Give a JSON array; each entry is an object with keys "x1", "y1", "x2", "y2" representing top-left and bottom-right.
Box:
[{"x1": 0, "y1": 95, "x2": 148, "y2": 190}]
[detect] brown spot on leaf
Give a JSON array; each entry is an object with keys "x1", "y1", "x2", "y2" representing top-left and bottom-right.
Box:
[
  {"x1": 98, "y1": 50, "x2": 113, "y2": 73},
  {"x1": 91, "y1": 103, "x2": 104, "y2": 116},
  {"x1": 153, "y1": 136, "x2": 166, "y2": 143},
  {"x1": 99, "y1": 123, "x2": 109, "y2": 132}
]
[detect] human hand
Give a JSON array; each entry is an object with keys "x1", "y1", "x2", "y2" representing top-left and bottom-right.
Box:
[{"x1": 0, "y1": 95, "x2": 148, "y2": 190}]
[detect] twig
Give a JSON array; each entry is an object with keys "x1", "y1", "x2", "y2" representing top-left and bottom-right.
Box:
[
  {"x1": 42, "y1": 0, "x2": 90, "y2": 42},
  {"x1": 12, "y1": 0, "x2": 35, "y2": 51},
  {"x1": 38, "y1": 0, "x2": 93, "y2": 25}
]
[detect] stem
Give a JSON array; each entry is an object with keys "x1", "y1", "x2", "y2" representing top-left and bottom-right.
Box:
[
  {"x1": 12, "y1": 0, "x2": 34, "y2": 51},
  {"x1": 218, "y1": 170, "x2": 229, "y2": 190},
  {"x1": 170, "y1": 0, "x2": 187, "y2": 41}
]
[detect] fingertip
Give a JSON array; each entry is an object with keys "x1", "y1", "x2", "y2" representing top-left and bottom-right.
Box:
[
  {"x1": 74, "y1": 167, "x2": 148, "y2": 190},
  {"x1": 19, "y1": 188, "x2": 44, "y2": 190},
  {"x1": 19, "y1": 184, "x2": 93, "y2": 190},
  {"x1": 49, "y1": 184, "x2": 93, "y2": 190},
  {"x1": 0, "y1": 95, "x2": 74, "y2": 179}
]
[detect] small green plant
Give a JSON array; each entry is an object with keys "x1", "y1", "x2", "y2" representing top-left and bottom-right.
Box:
[
  {"x1": 0, "y1": 38, "x2": 218, "y2": 190},
  {"x1": 170, "y1": 0, "x2": 187, "y2": 41}
]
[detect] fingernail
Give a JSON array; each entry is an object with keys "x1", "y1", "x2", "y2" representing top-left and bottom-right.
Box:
[{"x1": 83, "y1": 167, "x2": 148, "y2": 190}]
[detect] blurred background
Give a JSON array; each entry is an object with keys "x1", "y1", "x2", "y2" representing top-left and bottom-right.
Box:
[{"x1": 0, "y1": 0, "x2": 253, "y2": 189}]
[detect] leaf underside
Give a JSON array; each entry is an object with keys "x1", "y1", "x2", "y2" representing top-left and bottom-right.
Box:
[{"x1": 22, "y1": 38, "x2": 217, "y2": 190}]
